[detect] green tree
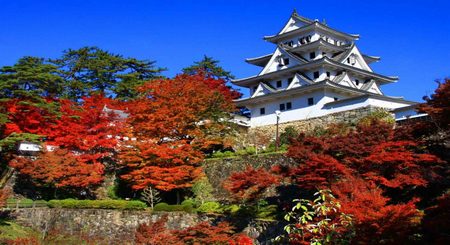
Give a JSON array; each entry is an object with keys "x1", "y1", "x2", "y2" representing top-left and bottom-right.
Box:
[
  {"x1": 52, "y1": 46, "x2": 165, "y2": 100},
  {"x1": 0, "y1": 56, "x2": 62, "y2": 157},
  {"x1": 183, "y1": 55, "x2": 235, "y2": 82},
  {"x1": 0, "y1": 56, "x2": 64, "y2": 100}
]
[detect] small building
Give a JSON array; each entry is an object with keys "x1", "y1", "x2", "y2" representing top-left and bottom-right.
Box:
[
  {"x1": 232, "y1": 10, "x2": 420, "y2": 127},
  {"x1": 18, "y1": 142, "x2": 41, "y2": 155}
]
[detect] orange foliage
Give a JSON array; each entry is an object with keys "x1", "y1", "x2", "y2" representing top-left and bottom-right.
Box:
[
  {"x1": 2, "y1": 98, "x2": 57, "y2": 136},
  {"x1": 9, "y1": 94, "x2": 121, "y2": 190},
  {"x1": 135, "y1": 214, "x2": 253, "y2": 245},
  {"x1": 332, "y1": 177, "x2": 422, "y2": 244},
  {"x1": 120, "y1": 74, "x2": 236, "y2": 191},
  {"x1": 223, "y1": 166, "x2": 280, "y2": 202},
  {"x1": 10, "y1": 148, "x2": 104, "y2": 189},
  {"x1": 419, "y1": 78, "x2": 450, "y2": 129}
]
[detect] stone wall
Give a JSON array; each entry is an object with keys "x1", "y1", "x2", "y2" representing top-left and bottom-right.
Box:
[
  {"x1": 11, "y1": 208, "x2": 282, "y2": 244},
  {"x1": 12, "y1": 208, "x2": 203, "y2": 243},
  {"x1": 245, "y1": 106, "x2": 379, "y2": 144}
]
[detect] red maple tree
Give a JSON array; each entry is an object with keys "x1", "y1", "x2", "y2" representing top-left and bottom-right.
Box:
[
  {"x1": 135, "y1": 214, "x2": 253, "y2": 245},
  {"x1": 332, "y1": 176, "x2": 422, "y2": 244},
  {"x1": 223, "y1": 166, "x2": 280, "y2": 202},
  {"x1": 119, "y1": 74, "x2": 236, "y2": 191},
  {"x1": 9, "y1": 94, "x2": 122, "y2": 191},
  {"x1": 9, "y1": 148, "x2": 104, "y2": 189}
]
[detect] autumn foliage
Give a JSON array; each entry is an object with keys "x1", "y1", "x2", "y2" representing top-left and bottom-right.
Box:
[
  {"x1": 135, "y1": 215, "x2": 253, "y2": 245},
  {"x1": 419, "y1": 78, "x2": 450, "y2": 129},
  {"x1": 119, "y1": 74, "x2": 236, "y2": 191},
  {"x1": 223, "y1": 166, "x2": 280, "y2": 202},
  {"x1": 9, "y1": 149, "x2": 104, "y2": 189},
  {"x1": 7, "y1": 94, "x2": 122, "y2": 193},
  {"x1": 224, "y1": 116, "x2": 443, "y2": 243}
]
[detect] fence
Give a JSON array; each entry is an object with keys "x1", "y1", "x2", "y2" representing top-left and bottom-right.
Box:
[{"x1": 3, "y1": 199, "x2": 48, "y2": 209}]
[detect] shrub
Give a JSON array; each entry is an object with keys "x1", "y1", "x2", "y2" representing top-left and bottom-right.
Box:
[
  {"x1": 211, "y1": 151, "x2": 224, "y2": 158},
  {"x1": 234, "y1": 149, "x2": 247, "y2": 156},
  {"x1": 180, "y1": 199, "x2": 196, "y2": 207},
  {"x1": 153, "y1": 202, "x2": 194, "y2": 213},
  {"x1": 191, "y1": 177, "x2": 215, "y2": 204},
  {"x1": 47, "y1": 199, "x2": 146, "y2": 210},
  {"x1": 196, "y1": 201, "x2": 223, "y2": 214},
  {"x1": 222, "y1": 204, "x2": 240, "y2": 214},
  {"x1": 279, "y1": 126, "x2": 298, "y2": 145},
  {"x1": 222, "y1": 151, "x2": 235, "y2": 158},
  {"x1": 106, "y1": 184, "x2": 119, "y2": 200}
]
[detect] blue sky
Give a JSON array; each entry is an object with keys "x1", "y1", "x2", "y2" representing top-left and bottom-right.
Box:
[{"x1": 1, "y1": 0, "x2": 449, "y2": 101}]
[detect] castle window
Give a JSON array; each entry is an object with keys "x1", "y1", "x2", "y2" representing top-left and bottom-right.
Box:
[
  {"x1": 313, "y1": 71, "x2": 320, "y2": 79},
  {"x1": 309, "y1": 52, "x2": 316, "y2": 59},
  {"x1": 355, "y1": 79, "x2": 360, "y2": 86},
  {"x1": 326, "y1": 72, "x2": 331, "y2": 78},
  {"x1": 260, "y1": 108, "x2": 265, "y2": 115},
  {"x1": 276, "y1": 80, "x2": 282, "y2": 88},
  {"x1": 349, "y1": 55, "x2": 356, "y2": 65},
  {"x1": 279, "y1": 103, "x2": 286, "y2": 111},
  {"x1": 283, "y1": 58, "x2": 290, "y2": 65},
  {"x1": 322, "y1": 52, "x2": 326, "y2": 56},
  {"x1": 299, "y1": 37, "x2": 306, "y2": 44},
  {"x1": 286, "y1": 102, "x2": 292, "y2": 110},
  {"x1": 308, "y1": 97, "x2": 314, "y2": 106}
]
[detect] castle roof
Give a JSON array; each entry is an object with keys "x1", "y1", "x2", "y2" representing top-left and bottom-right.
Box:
[
  {"x1": 232, "y1": 56, "x2": 397, "y2": 87},
  {"x1": 264, "y1": 21, "x2": 359, "y2": 43},
  {"x1": 234, "y1": 79, "x2": 413, "y2": 107}
]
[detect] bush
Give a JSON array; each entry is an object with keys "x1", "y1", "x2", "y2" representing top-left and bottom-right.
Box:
[
  {"x1": 196, "y1": 201, "x2": 223, "y2": 214},
  {"x1": 211, "y1": 150, "x2": 236, "y2": 159},
  {"x1": 191, "y1": 177, "x2": 215, "y2": 205},
  {"x1": 245, "y1": 146, "x2": 256, "y2": 155},
  {"x1": 222, "y1": 204, "x2": 240, "y2": 214},
  {"x1": 153, "y1": 202, "x2": 194, "y2": 213},
  {"x1": 235, "y1": 147, "x2": 256, "y2": 156},
  {"x1": 47, "y1": 199, "x2": 146, "y2": 210},
  {"x1": 181, "y1": 199, "x2": 196, "y2": 208},
  {"x1": 211, "y1": 151, "x2": 224, "y2": 158},
  {"x1": 222, "y1": 151, "x2": 235, "y2": 158},
  {"x1": 107, "y1": 184, "x2": 119, "y2": 200},
  {"x1": 235, "y1": 149, "x2": 247, "y2": 156}
]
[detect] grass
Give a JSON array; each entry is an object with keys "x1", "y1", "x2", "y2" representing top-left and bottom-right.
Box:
[
  {"x1": 0, "y1": 219, "x2": 39, "y2": 241},
  {"x1": 205, "y1": 150, "x2": 287, "y2": 160}
]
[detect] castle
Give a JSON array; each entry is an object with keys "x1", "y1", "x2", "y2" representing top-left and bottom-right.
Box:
[{"x1": 232, "y1": 10, "x2": 420, "y2": 128}]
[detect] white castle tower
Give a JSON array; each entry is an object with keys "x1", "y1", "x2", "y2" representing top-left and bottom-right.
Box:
[{"x1": 232, "y1": 10, "x2": 418, "y2": 127}]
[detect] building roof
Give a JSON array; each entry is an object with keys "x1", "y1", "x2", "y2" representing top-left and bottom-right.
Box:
[
  {"x1": 324, "y1": 93, "x2": 416, "y2": 108},
  {"x1": 331, "y1": 43, "x2": 355, "y2": 62},
  {"x1": 235, "y1": 80, "x2": 361, "y2": 105},
  {"x1": 103, "y1": 106, "x2": 129, "y2": 120},
  {"x1": 288, "y1": 39, "x2": 348, "y2": 53},
  {"x1": 362, "y1": 54, "x2": 381, "y2": 64},
  {"x1": 245, "y1": 53, "x2": 273, "y2": 67},
  {"x1": 235, "y1": 79, "x2": 415, "y2": 108},
  {"x1": 231, "y1": 56, "x2": 397, "y2": 87},
  {"x1": 264, "y1": 21, "x2": 359, "y2": 43}
]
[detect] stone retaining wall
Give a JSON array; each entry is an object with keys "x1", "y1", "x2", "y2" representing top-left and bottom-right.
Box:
[
  {"x1": 245, "y1": 106, "x2": 379, "y2": 144},
  {"x1": 12, "y1": 208, "x2": 202, "y2": 243},
  {"x1": 11, "y1": 208, "x2": 281, "y2": 244}
]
